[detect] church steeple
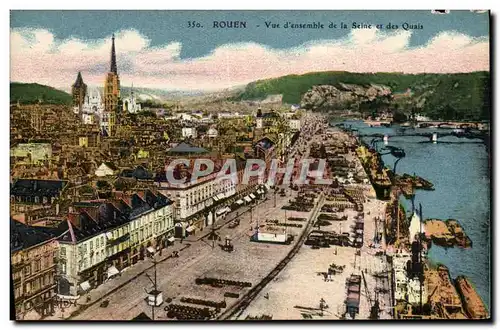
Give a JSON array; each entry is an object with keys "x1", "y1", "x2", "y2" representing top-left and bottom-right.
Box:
[
  {"x1": 71, "y1": 71, "x2": 87, "y2": 110},
  {"x1": 73, "y1": 71, "x2": 85, "y2": 88},
  {"x1": 110, "y1": 34, "x2": 117, "y2": 74}
]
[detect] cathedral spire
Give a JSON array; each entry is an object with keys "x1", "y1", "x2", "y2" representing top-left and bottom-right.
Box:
[{"x1": 110, "y1": 34, "x2": 117, "y2": 74}]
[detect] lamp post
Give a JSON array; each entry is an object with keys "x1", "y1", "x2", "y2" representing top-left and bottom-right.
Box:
[{"x1": 145, "y1": 254, "x2": 161, "y2": 320}]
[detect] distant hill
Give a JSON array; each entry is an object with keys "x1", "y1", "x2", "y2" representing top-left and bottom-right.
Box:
[
  {"x1": 233, "y1": 71, "x2": 490, "y2": 121},
  {"x1": 10, "y1": 83, "x2": 72, "y2": 105}
]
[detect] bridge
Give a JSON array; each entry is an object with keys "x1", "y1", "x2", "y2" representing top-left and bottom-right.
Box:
[
  {"x1": 363, "y1": 120, "x2": 489, "y2": 130},
  {"x1": 357, "y1": 131, "x2": 487, "y2": 142}
]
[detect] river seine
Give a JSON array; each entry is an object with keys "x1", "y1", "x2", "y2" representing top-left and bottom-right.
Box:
[{"x1": 336, "y1": 120, "x2": 491, "y2": 311}]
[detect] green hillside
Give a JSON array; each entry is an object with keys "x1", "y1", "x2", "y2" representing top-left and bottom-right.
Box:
[
  {"x1": 10, "y1": 83, "x2": 72, "y2": 105},
  {"x1": 234, "y1": 71, "x2": 490, "y2": 121}
]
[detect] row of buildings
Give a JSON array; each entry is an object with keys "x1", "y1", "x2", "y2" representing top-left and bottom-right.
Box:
[{"x1": 10, "y1": 34, "x2": 303, "y2": 320}]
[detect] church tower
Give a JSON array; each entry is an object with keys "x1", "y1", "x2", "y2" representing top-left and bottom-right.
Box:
[
  {"x1": 72, "y1": 71, "x2": 87, "y2": 112},
  {"x1": 102, "y1": 34, "x2": 121, "y2": 136}
]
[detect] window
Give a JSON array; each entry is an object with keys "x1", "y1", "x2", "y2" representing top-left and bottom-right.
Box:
[
  {"x1": 33, "y1": 278, "x2": 40, "y2": 292},
  {"x1": 33, "y1": 259, "x2": 41, "y2": 272},
  {"x1": 60, "y1": 247, "x2": 66, "y2": 257},
  {"x1": 25, "y1": 282, "x2": 31, "y2": 294},
  {"x1": 14, "y1": 286, "x2": 21, "y2": 299},
  {"x1": 90, "y1": 240, "x2": 93, "y2": 250},
  {"x1": 101, "y1": 237, "x2": 104, "y2": 246},
  {"x1": 13, "y1": 270, "x2": 21, "y2": 281},
  {"x1": 96, "y1": 238, "x2": 100, "y2": 249},
  {"x1": 24, "y1": 265, "x2": 31, "y2": 276}
]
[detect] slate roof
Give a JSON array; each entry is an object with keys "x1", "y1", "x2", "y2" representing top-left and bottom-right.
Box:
[
  {"x1": 72, "y1": 72, "x2": 85, "y2": 88},
  {"x1": 10, "y1": 218, "x2": 63, "y2": 252},
  {"x1": 58, "y1": 191, "x2": 173, "y2": 243},
  {"x1": 11, "y1": 179, "x2": 68, "y2": 198},
  {"x1": 120, "y1": 165, "x2": 153, "y2": 180},
  {"x1": 167, "y1": 142, "x2": 208, "y2": 155}
]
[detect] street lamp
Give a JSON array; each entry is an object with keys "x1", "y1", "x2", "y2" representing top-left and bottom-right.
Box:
[{"x1": 144, "y1": 254, "x2": 162, "y2": 320}]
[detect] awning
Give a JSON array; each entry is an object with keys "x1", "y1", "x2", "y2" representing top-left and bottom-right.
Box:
[
  {"x1": 147, "y1": 246, "x2": 155, "y2": 254},
  {"x1": 244, "y1": 196, "x2": 252, "y2": 203},
  {"x1": 57, "y1": 294, "x2": 80, "y2": 301},
  {"x1": 217, "y1": 193, "x2": 226, "y2": 200},
  {"x1": 223, "y1": 207, "x2": 231, "y2": 213},
  {"x1": 167, "y1": 236, "x2": 175, "y2": 242},
  {"x1": 213, "y1": 196, "x2": 219, "y2": 202},
  {"x1": 106, "y1": 232, "x2": 113, "y2": 240},
  {"x1": 216, "y1": 208, "x2": 228, "y2": 216},
  {"x1": 107, "y1": 266, "x2": 120, "y2": 278},
  {"x1": 250, "y1": 193, "x2": 256, "y2": 199},
  {"x1": 236, "y1": 199, "x2": 244, "y2": 205},
  {"x1": 80, "y1": 281, "x2": 91, "y2": 291},
  {"x1": 186, "y1": 225, "x2": 196, "y2": 233}
]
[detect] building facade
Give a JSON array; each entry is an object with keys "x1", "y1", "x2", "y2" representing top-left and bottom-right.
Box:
[
  {"x1": 122, "y1": 87, "x2": 141, "y2": 114},
  {"x1": 71, "y1": 72, "x2": 87, "y2": 112},
  {"x1": 57, "y1": 192, "x2": 174, "y2": 297},
  {"x1": 11, "y1": 219, "x2": 60, "y2": 320}
]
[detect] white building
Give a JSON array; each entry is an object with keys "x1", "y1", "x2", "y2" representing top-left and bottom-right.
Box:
[
  {"x1": 218, "y1": 112, "x2": 242, "y2": 119},
  {"x1": 95, "y1": 162, "x2": 118, "y2": 177},
  {"x1": 156, "y1": 173, "x2": 236, "y2": 233},
  {"x1": 177, "y1": 113, "x2": 198, "y2": 122},
  {"x1": 81, "y1": 88, "x2": 105, "y2": 115},
  {"x1": 289, "y1": 119, "x2": 301, "y2": 131},
  {"x1": 207, "y1": 127, "x2": 218, "y2": 138},
  {"x1": 57, "y1": 193, "x2": 174, "y2": 297},
  {"x1": 414, "y1": 113, "x2": 431, "y2": 122},
  {"x1": 182, "y1": 127, "x2": 197, "y2": 139},
  {"x1": 254, "y1": 226, "x2": 287, "y2": 243},
  {"x1": 122, "y1": 88, "x2": 142, "y2": 114}
]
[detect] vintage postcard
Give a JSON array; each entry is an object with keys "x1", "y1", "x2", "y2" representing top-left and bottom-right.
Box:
[{"x1": 10, "y1": 10, "x2": 491, "y2": 321}]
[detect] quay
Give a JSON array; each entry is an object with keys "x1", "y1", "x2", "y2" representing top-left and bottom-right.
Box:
[{"x1": 337, "y1": 119, "x2": 488, "y2": 320}]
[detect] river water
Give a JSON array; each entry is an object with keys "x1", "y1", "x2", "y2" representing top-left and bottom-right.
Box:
[{"x1": 335, "y1": 120, "x2": 491, "y2": 311}]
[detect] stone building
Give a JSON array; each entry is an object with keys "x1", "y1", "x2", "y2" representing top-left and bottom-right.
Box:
[
  {"x1": 71, "y1": 72, "x2": 87, "y2": 112},
  {"x1": 10, "y1": 179, "x2": 68, "y2": 214},
  {"x1": 57, "y1": 191, "x2": 174, "y2": 297},
  {"x1": 11, "y1": 219, "x2": 61, "y2": 320}
]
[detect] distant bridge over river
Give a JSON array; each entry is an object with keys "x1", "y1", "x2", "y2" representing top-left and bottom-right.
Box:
[
  {"x1": 331, "y1": 123, "x2": 489, "y2": 142},
  {"x1": 363, "y1": 120, "x2": 489, "y2": 130},
  {"x1": 356, "y1": 131, "x2": 488, "y2": 142}
]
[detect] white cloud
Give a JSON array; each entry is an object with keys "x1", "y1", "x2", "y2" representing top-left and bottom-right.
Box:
[{"x1": 10, "y1": 27, "x2": 489, "y2": 91}]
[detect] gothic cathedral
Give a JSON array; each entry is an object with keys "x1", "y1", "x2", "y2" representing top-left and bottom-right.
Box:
[{"x1": 102, "y1": 34, "x2": 121, "y2": 136}]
